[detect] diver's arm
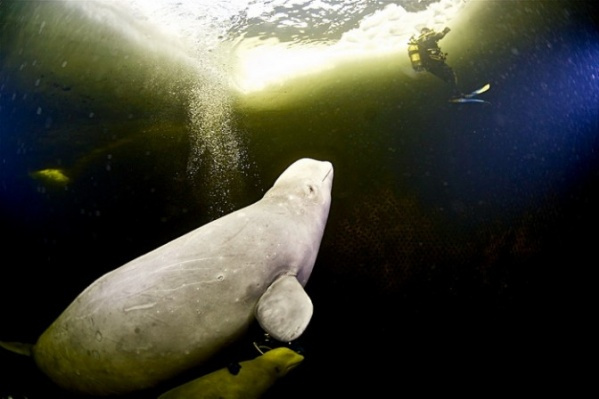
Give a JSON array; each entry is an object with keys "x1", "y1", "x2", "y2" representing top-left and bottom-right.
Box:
[
  {"x1": 433, "y1": 27, "x2": 451, "y2": 41},
  {"x1": 438, "y1": 27, "x2": 451, "y2": 39},
  {"x1": 417, "y1": 27, "x2": 450, "y2": 44}
]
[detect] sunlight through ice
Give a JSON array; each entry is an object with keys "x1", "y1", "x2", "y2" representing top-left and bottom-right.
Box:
[
  {"x1": 232, "y1": 0, "x2": 470, "y2": 93},
  {"x1": 80, "y1": 0, "x2": 470, "y2": 94}
]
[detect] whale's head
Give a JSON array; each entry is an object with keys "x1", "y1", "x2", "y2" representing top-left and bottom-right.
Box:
[
  {"x1": 265, "y1": 158, "x2": 333, "y2": 226},
  {"x1": 264, "y1": 158, "x2": 334, "y2": 284},
  {"x1": 260, "y1": 347, "x2": 305, "y2": 377}
]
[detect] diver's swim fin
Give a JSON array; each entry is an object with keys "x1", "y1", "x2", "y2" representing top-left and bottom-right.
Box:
[
  {"x1": 450, "y1": 98, "x2": 489, "y2": 104},
  {"x1": 450, "y1": 83, "x2": 491, "y2": 104},
  {"x1": 464, "y1": 83, "x2": 490, "y2": 98}
]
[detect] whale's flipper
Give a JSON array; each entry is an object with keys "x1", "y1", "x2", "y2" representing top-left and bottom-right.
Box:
[
  {"x1": 0, "y1": 341, "x2": 33, "y2": 356},
  {"x1": 255, "y1": 275, "x2": 313, "y2": 342}
]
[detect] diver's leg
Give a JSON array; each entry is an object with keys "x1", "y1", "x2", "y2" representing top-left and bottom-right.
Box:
[{"x1": 429, "y1": 63, "x2": 461, "y2": 96}]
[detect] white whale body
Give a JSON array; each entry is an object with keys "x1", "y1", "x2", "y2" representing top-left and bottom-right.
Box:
[{"x1": 26, "y1": 158, "x2": 333, "y2": 395}]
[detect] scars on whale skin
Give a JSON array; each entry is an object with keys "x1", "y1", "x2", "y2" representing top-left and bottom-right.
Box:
[{"x1": 6, "y1": 158, "x2": 333, "y2": 395}]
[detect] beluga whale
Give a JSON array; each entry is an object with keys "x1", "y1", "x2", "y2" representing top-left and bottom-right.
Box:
[{"x1": 1, "y1": 158, "x2": 333, "y2": 395}]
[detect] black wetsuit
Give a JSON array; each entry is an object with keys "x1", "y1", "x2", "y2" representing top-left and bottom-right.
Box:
[{"x1": 416, "y1": 29, "x2": 460, "y2": 96}]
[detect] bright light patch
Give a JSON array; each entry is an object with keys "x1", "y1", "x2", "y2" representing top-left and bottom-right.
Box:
[{"x1": 232, "y1": 38, "x2": 337, "y2": 93}]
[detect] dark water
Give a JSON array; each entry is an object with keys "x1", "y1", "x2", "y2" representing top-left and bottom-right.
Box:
[{"x1": 1, "y1": 0, "x2": 598, "y2": 397}]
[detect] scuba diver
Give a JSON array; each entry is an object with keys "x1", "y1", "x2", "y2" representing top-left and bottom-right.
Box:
[{"x1": 408, "y1": 27, "x2": 490, "y2": 103}]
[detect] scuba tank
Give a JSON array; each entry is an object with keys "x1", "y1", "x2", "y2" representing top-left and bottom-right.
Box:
[{"x1": 408, "y1": 40, "x2": 424, "y2": 72}]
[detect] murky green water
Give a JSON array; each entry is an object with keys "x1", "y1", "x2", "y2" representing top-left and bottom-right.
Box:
[{"x1": 1, "y1": 0, "x2": 597, "y2": 397}]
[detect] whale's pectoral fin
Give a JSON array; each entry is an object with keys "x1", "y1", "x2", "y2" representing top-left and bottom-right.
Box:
[
  {"x1": 0, "y1": 341, "x2": 33, "y2": 356},
  {"x1": 255, "y1": 275, "x2": 313, "y2": 343}
]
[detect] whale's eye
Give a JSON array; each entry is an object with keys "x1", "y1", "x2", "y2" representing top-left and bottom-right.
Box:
[
  {"x1": 303, "y1": 183, "x2": 318, "y2": 200},
  {"x1": 305, "y1": 184, "x2": 317, "y2": 197}
]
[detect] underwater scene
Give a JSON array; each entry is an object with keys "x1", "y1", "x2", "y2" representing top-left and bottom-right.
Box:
[{"x1": 1, "y1": 0, "x2": 597, "y2": 397}]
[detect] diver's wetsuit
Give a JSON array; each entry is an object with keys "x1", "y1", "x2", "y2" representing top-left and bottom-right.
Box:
[{"x1": 414, "y1": 28, "x2": 460, "y2": 96}]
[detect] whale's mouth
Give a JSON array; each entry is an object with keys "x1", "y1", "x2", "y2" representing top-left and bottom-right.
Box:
[
  {"x1": 322, "y1": 167, "x2": 333, "y2": 183},
  {"x1": 285, "y1": 358, "x2": 304, "y2": 373}
]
